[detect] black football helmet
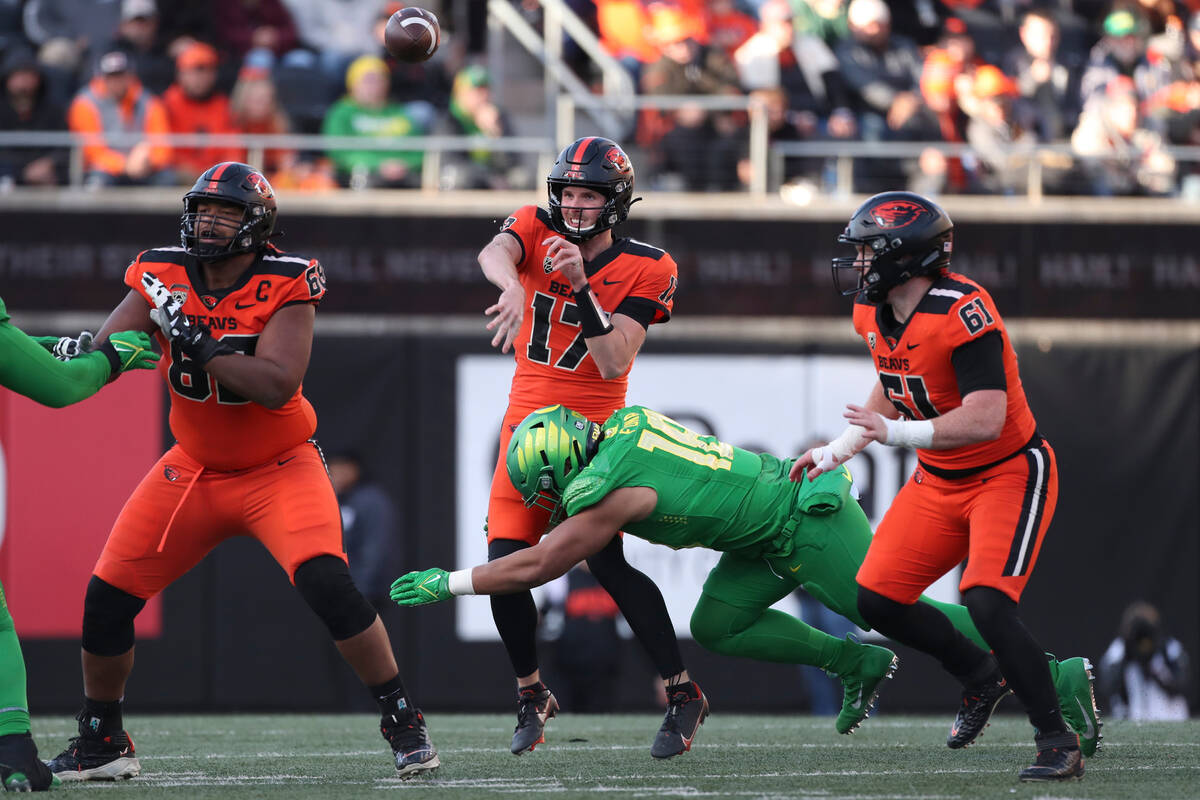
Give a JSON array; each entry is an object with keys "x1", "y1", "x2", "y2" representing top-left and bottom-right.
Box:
[
  {"x1": 547, "y1": 136, "x2": 637, "y2": 240},
  {"x1": 832, "y1": 191, "x2": 954, "y2": 303},
  {"x1": 180, "y1": 162, "x2": 278, "y2": 260}
]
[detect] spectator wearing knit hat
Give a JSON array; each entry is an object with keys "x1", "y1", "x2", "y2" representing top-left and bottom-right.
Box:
[
  {"x1": 322, "y1": 54, "x2": 427, "y2": 189},
  {"x1": 162, "y1": 42, "x2": 241, "y2": 182}
]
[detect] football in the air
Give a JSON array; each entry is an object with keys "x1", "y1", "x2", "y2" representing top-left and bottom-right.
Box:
[{"x1": 384, "y1": 7, "x2": 440, "y2": 63}]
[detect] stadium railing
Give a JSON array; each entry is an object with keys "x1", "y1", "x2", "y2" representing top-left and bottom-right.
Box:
[{"x1": 2, "y1": 127, "x2": 1200, "y2": 201}]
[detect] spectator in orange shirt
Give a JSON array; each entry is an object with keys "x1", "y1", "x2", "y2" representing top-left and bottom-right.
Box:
[
  {"x1": 163, "y1": 42, "x2": 241, "y2": 183},
  {"x1": 67, "y1": 49, "x2": 173, "y2": 187}
]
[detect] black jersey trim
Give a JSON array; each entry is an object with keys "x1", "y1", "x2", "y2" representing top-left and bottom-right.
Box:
[
  {"x1": 184, "y1": 247, "x2": 310, "y2": 306},
  {"x1": 137, "y1": 246, "x2": 191, "y2": 267},
  {"x1": 584, "y1": 237, "x2": 666, "y2": 276},
  {"x1": 614, "y1": 296, "x2": 667, "y2": 329},
  {"x1": 280, "y1": 298, "x2": 320, "y2": 310},
  {"x1": 951, "y1": 330, "x2": 1006, "y2": 396},
  {"x1": 500, "y1": 228, "x2": 526, "y2": 266},
  {"x1": 918, "y1": 431, "x2": 1044, "y2": 480},
  {"x1": 535, "y1": 207, "x2": 553, "y2": 227}
]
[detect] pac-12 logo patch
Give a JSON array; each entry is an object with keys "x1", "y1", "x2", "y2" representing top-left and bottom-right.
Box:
[
  {"x1": 500, "y1": 216, "x2": 516, "y2": 231},
  {"x1": 870, "y1": 200, "x2": 927, "y2": 230},
  {"x1": 169, "y1": 283, "x2": 189, "y2": 306},
  {"x1": 868, "y1": 332, "x2": 876, "y2": 350},
  {"x1": 543, "y1": 256, "x2": 554, "y2": 274}
]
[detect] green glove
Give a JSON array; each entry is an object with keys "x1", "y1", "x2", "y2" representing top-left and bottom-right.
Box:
[
  {"x1": 97, "y1": 331, "x2": 161, "y2": 374},
  {"x1": 390, "y1": 568, "x2": 452, "y2": 606}
]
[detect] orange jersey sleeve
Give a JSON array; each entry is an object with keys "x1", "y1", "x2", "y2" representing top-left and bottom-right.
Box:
[
  {"x1": 853, "y1": 272, "x2": 1037, "y2": 473},
  {"x1": 500, "y1": 207, "x2": 677, "y2": 421},
  {"x1": 124, "y1": 243, "x2": 328, "y2": 471}
]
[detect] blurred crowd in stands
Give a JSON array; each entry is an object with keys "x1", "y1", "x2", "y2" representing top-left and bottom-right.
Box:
[
  {"x1": 575, "y1": 0, "x2": 1200, "y2": 195},
  {"x1": 1, "y1": 0, "x2": 1199, "y2": 197}
]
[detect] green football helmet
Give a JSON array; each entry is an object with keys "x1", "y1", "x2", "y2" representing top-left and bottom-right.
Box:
[{"x1": 506, "y1": 404, "x2": 601, "y2": 524}]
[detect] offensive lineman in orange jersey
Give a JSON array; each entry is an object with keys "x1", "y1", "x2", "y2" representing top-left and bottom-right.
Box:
[
  {"x1": 792, "y1": 192, "x2": 1086, "y2": 782},
  {"x1": 477, "y1": 137, "x2": 706, "y2": 758},
  {"x1": 46, "y1": 162, "x2": 439, "y2": 782}
]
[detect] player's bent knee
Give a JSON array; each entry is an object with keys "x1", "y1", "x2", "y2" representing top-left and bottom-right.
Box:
[
  {"x1": 293, "y1": 555, "x2": 377, "y2": 641},
  {"x1": 690, "y1": 593, "x2": 749, "y2": 653},
  {"x1": 81, "y1": 575, "x2": 146, "y2": 657},
  {"x1": 857, "y1": 585, "x2": 909, "y2": 630},
  {"x1": 962, "y1": 586, "x2": 1017, "y2": 636}
]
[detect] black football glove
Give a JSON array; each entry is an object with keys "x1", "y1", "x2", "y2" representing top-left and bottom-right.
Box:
[{"x1": 142, "y1": 272, "x2": 236, "y2": 366}]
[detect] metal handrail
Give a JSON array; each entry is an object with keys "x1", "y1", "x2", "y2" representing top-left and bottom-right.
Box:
[
  {"x1": 486, "y1": 0, "x2": 625, "y2": 140},
  {"x1": 772, "y1": 139, "x2": 1200, "y2": 201}
]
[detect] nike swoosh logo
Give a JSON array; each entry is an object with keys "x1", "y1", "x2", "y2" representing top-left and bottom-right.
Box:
[
  {"x1": 601, "y1": 278, "x2": 622, "y2": 285},
  {"x1": 235, "y1": 301, "x2": 255, "y2": 309},
  {"x1": 418, "y1": 575, "x2": 443, "y2": 598},
  {"x1": 277, "y1": 456, "x2": 296, "y2": 465},
  {"x1": 1075, "y1": 697, "x2": 1095, "y2": 739},
  {"x1": 789, "y1": 563, "x2": 803, "y2": 572},
  {"x1": 906, "y1": 343, "x2": 920, "y2": 350}
]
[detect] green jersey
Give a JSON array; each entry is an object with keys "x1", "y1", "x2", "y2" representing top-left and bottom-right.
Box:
[
  {"x1": 562, "y1": 406, "x2": 854, "y2": 560},
  {"x1": 0, "y1": 295, "x2": 113, "y2": 407}
]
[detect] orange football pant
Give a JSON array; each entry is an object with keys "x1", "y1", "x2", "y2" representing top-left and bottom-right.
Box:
[
  {"x1": 857, "y1": 438, "x2": 1058, "y2": 604},
  {"x1": 94, "y1": 441, "x2": 345, "y2": 599}
]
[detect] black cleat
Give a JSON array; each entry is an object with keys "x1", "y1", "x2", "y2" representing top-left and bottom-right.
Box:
[
  {"x1": 510, "y1": 686, "x2": 559, "y2": 755},
  {"x1": 381, "y1": 708, "x2": 440, "y2": 778},
  {"x1": 1019, "y1": 731, "x2": 1084, "y2": 782},
  {"x1": 651, "y1": 682, "x2": 709, "y2": 759},
  {"x1": 45, "y1": 725, "x2": 139, "y2": 782},
  {"x1": 947, "y1": 677, "x2": 1012, "y2": 749},
  {"x1": 0, "y1": 732, "x2": 58, "y2": 791}
]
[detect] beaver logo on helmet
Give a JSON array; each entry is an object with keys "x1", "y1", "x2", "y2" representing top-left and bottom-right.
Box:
[
  {"x1": 603, "y1": 147, "x2": 630, "y2": 174},
  {"x1": 870, "y1": 199, "x2": 927, "y2": 230},
  {"x1": 245, "y1": 171, "x2": 274, "y2": 200}
]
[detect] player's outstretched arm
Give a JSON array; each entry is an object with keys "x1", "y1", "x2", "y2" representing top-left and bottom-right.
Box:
[
  {"x1": 0, "y1": 319, "x2": 156, "y2": 407},
  {"x1": 392, "y1": 487, "x2": 655, "y2": 605},
  {"x1": 479, "y1": 233, "x2": 525, "y2": 353}
]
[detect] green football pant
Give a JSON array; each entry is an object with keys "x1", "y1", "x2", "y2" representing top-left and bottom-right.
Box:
[
  {"x1": 689, "y1": 501, "x2": 990, "y2": 667},
  {"x1": 0, "y1": 579, "x2": 33, "y2": 736}
]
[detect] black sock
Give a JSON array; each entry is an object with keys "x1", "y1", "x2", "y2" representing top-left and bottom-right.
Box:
[
  {"x1": 81, "y1": 698, "x2": 123, "y2": 734},
  {"x1": 519, "y1": 681, "x2": 546, "y2": 697},
  {"x1": 369, "y1": 675, "x2": 411, "y2": 718}
]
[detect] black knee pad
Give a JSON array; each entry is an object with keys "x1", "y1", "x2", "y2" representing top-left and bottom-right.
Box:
[
  {"x1": 293, "y1": 556, "x2": 377, "y2": 641},
  {"x1": 81, "y1": 576, "x2": 146, "y2": 657},
  {"x1": 857, "y1": 585, "x2": 908, "y2": 631},
  {"x1": 962, "y1": 586, "x2": 1018, "y2": 636}
]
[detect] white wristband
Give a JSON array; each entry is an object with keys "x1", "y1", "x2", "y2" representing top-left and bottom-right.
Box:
[
  {"x1": 883, "y1": 418, "x2": 935, "y2": 449},
  {"x1": 810, "y1": 424, "x2": 869, "y2": 471},
  {"x1": 447, "y1": 568, "x2": 476, "y2": 596}
]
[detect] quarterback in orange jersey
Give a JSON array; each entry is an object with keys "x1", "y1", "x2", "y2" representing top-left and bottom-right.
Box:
[
  {"x1": 791, "y1": 191, "x2": 1088, "y2": 782},
  {"x1": 475, "y1": 136, "x2": 706, "y2": 759},
  {"x1": 45, "y1": 162, "x2": 439, "y2": 783}
]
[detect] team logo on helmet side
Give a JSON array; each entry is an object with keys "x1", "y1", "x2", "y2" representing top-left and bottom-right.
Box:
[
  {"x1": 603, "y1": 147, "x2": 630, "y2": 174},
  {"x1": 870, "y1": 200, "x2": 927, "y2": 230},
  {"x1": 245, "y1": 171, "x2": 274, "y2": 199}
]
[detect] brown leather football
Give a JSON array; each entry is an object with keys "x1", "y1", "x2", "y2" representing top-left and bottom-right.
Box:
[{"x1": 384, "y1": 7, "x2": 440, "y2": 64}]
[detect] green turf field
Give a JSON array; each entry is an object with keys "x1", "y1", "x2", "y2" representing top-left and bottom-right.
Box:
[{"x1": 31, "y1": 712, "x2": 1199, "y2": 798}]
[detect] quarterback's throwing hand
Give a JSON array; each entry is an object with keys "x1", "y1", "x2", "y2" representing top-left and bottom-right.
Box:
[{"x1": 390, "y1": 568, "x2": 452, "y2": 606}]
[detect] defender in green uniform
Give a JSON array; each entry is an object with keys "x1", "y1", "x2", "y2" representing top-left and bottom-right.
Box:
[
  {"x1": 392, "y1": 405, "x2": 1101, "y2": 749},
  {"x1": 0, "y1": 298, "x2": 157, "y2": 792}
]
